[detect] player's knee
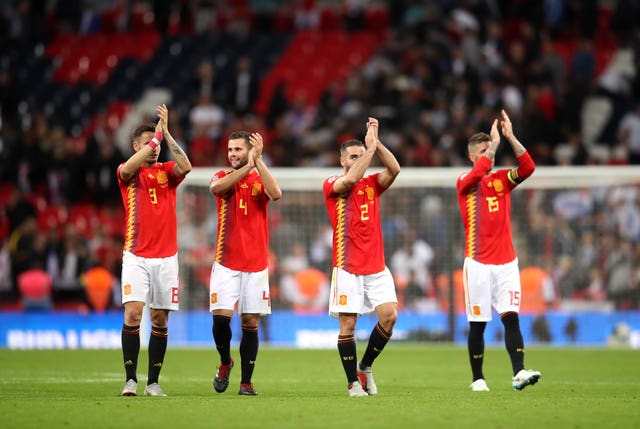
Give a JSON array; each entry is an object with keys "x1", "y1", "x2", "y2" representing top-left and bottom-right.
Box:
[
  {"x1": 339, "y1": 314, "x2": 357, "y2": 333},
  {"x1": 124, "y1": 304, "x2": 143, "y2": 325},
  {"x1": 150, "y1": 310, "x2": 169, "y2": 328},
  {"x1": 379, "y1": 308, "x2": 398, "y2": 329}
]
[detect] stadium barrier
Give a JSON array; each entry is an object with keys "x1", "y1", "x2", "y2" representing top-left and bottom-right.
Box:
[{"x1": 1, "y1": 309, "x2": 639, "y2": 349}]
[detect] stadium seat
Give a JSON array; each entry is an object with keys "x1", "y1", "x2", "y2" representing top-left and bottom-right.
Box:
[
  {"x1": 37, "y1": 204, "x2": 68, "y2": 234},
  {"x1": 69, "y1": 203, "x2": 100, "y2": 238}
]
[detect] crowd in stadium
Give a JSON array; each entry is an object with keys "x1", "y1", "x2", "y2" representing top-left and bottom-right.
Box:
[{"x1": 1, "y1": 0, "x2": 640, "y2": 312}]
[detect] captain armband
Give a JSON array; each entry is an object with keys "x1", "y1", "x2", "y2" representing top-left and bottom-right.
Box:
[{"x1": 507, "y1": 168, "x2": 523, "y2": 184}]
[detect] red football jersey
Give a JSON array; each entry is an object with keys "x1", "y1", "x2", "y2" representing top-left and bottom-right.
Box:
[
  {"x1": 457, "y1": 152, "x2": 535, "y2": 264},
  {"x1": 118, "y1": 162, "x2": 184, "y2": 258},
  {"x1": 212, "y1": 169, "x2": 271, "y2": 272},
  {"x1": 323, "y1": 173, "x2": 387, "y2": 275}
]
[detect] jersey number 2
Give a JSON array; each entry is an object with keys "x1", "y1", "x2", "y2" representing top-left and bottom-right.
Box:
[{"x1": 360, "y1": 204, "x2": 369, "y2": 221}]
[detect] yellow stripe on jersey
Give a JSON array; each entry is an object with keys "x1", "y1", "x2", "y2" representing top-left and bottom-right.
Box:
[
  {"x1": 215, "y1": 199, "x2": 228, "y2": 262},
  {"x1": 335, "y1": 196, "x2": 346, "y2": 268},
  {"x1": 124, "y1": 180, "x2": 137, "y2": 251},
  {"x1": 465, "y1": 188, "x2": 477, "y2": 258}
]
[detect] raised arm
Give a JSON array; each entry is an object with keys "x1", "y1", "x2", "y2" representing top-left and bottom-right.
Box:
[
  {"x1": 209, "y1": 158, "x2": 255, "y2": 197},
  {"x1": 158, "y1": 104, "x2": 192, "y2": 179},
  {"x1": 118, "y1": 121, "x2": 163, "y2": 183},
  {"x1": 499, "y1": 109, "x2": 526, "y2": 157},
  {"x1": 484, "y1": 118, "x2": 502, "y2": 164},
  {"x1": 250, "y1": 132, "x2": 282, "y2": 201},
  {"x1": 499, "y1": 109, "x2": 535, "y2": 182},
  {"x1": 332, "y1": 122, "x2": 377, "y2": 194},
  {"x1": 373, "y1": 118, "x2": 400, "y2": 189}
]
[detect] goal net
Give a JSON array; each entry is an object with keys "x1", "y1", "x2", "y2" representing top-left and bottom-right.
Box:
[{"x1": 177, "y1": 166, "x2": 640, "y2": 329}]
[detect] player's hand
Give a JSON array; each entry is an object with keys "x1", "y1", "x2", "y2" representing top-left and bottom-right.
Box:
[
  {"x1": 500, "y1": 109, "x2": 514, "y2": 140},
  {"x1": 247, "y1": 147, "x2": 257, "y2": 168},
  {"x1": 490, "y1": 118, "x2": 500, "y2": 145},
  {"x1": 156, "y1": 104, "x2": 169, "y2": 133},
  {"x1": 250, "y1": 132, "x2": 264, "y2": 160},
  {"x1": 365, "y1": 117, "x2": 378, "y2": 152}
]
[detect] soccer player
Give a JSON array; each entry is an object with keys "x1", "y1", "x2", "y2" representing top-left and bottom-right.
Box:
[
  {"x1": 457, "y1": 109, "x2": 541, "y2": 392},
  {"x1": 117, "y1": 104, "x2": 192, "y2": 396},
  {"x1": 209, "y1": 131, "x2": 281, "y2": 396},
  {"x1": 322, "y1": 117, "x2": 400, "y2": 397}
]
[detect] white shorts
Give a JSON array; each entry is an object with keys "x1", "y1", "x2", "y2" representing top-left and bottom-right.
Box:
[
  {"x1": 328, "y1": 267, "x2": 397, "y2": 318},
  {"x1": 121, "y1": 251, "x2": 180, "y2": 311},
  {"x1": 463, "y1": 257, "x2": 521, "y2": 322},
  {"x1": 209, "y1": 262, "x2": 271, "y2": 315}
]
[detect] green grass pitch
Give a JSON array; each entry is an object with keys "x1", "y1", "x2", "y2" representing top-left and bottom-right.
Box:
[{"x1": 1, "y1": 345, "x2": 639, "y2": 429}]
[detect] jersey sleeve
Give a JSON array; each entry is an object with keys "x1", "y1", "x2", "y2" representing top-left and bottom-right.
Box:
[
  {"x1": 457, "y1": 156, "x2": 492, "y2": 194},
  {"x1": 506, "y1": 151, "x2": 536, "y2": 188},
  {"x1": 116, "y1": 163, "x2": 134, "y2": 186},
  {"x1": 323, "y1": 175, "x2": 340, "y2": 198},
  {"x1": 166, "y1": 161, "x2": 185, "y2": 187},
  {"x1": 369, "y1": 173, "x2": 386, "y2": 195}
]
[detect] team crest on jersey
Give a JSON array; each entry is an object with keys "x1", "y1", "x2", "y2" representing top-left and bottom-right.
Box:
[
  {"x1": 210, "y1": 293, "x2": 217, "y2": 304},
  {"x1": 251, "y1": 183, "x2": 262, "y2": 196},
  {"x1": 493, "y1": 179, "x2": 504, "y2": 193},
  {"x1": 339, "y1": 295, "x2": 348, "y2": 305},
  {"x1": 124, "y1": 284, "x2": 132, "y2": 295},
  {"x1": 366, "y1": 186, "x2": 374, "y2": 201},
  {"x1": 157, "y1": 171, "x2": 168, "y2": 186}
]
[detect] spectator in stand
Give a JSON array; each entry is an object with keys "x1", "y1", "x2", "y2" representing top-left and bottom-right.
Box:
[
  {"x1": 0, "y1": 238, "x2": 13, "y2": 295},
  {"x1": 190, "y1": 93, "x2": 225, "y2": 140},
  {"x1": 82, "y1": 265, "x2": 117, "y2": 313},
  {"x1": 18, "y1": 262, "x2": 53, "y2": 311},
  {"x1": 9, "y1": 217, "x2": 45, "y2": 290},
  {"x1": 49, "y1": 224, "x2": 90, "y2": 297},
  {"x1": 229, "y1": 56, "x2": 260, "y2": 117},
  {"x1": 191, "y1": 60, "x2": 222, "y2": 103},
  {"x1": 618, "y1": 104, "x2": 640, "y2": 164},
  {"x1": 85, "y1": 127, "x2": 126, "y2": 207},
  {"x1": 390, "y1": 237, "x2": 435, "y2": 302}
]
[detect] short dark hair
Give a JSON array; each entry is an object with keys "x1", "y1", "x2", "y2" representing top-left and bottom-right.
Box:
[
  {"x1": 467, "y1": 132, "x2": 490, "y2": 153},
  {"x1": 132, "y1": 123, "x2": 155, "y2": 144},
  {"x1": 340, "y1": 139, "x2": 365, "y2": 156},
  {"x1": 228, "y1": 130, "x2": 251, "y2": 147}
]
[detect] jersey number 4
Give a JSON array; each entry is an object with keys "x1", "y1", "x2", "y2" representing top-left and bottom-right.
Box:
[{"x1": 239, "y1": 198, "x2": 248, "y2": 215}]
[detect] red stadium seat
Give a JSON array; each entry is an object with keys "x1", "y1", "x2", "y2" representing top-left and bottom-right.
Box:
[
  {"x1": 69, "y1": 203, "x2": 100, "y2": 238},
  {"x1": 37, "y1": 204, "x2": 68, "y2": 233}
]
